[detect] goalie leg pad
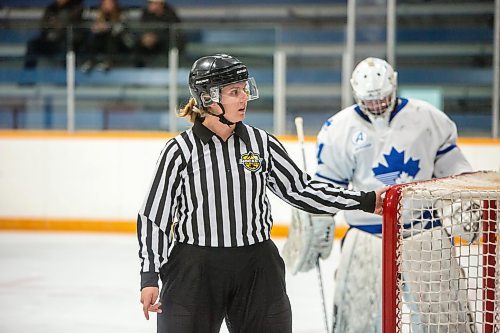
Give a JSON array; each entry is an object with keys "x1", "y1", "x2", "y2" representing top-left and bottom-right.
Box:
[
  {"x1": 401, "y1": 229, "x2": 476, "y2": 333},
  {"x1": 332, "y1": 228, "x2": 382, "y2": 333}
]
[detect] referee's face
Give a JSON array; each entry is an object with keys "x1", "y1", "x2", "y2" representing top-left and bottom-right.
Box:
[{"x1": 218, "y1": 82, "x2": 249, "y2": 123}]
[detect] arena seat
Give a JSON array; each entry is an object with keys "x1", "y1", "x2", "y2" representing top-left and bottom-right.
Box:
[{"x1": 0, "y1": 0, "x2": 494, "y2": 133}]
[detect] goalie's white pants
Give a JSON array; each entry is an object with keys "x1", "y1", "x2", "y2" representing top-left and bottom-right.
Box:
[
  {"x1": 401, "y1": 229, "x2": 476, "y2": 333},
  {"x1": 332, "y1": 228, "x2": 382, "y2": 333},
  {"x1": 332, "y1": 228, "x2": 475, "y2": 333}
]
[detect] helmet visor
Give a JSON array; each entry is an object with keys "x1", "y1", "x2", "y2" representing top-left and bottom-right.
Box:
[
  {"x1": 203, "y1": 78, "x2": 259, "y2": 107},
  {"x1": 359, "y1": 95, "x2": 394, "y2": 116}
]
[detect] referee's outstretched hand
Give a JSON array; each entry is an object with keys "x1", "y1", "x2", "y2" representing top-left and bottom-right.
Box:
[
  {"x1": 373, "y1": 186, "x2": 389, "y2": 216},
  {"x1": 141, "y1": 286, "x2": 162, "y2": 320}
]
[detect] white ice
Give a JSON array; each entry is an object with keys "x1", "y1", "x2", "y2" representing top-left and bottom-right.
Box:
[{"x1": 0, "y1": 232, "x2": 340, "y2": 333}]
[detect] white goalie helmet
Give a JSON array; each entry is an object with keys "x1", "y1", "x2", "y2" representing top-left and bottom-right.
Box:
[{"x1": 350, "y1": 57, "x2": 398, "y2": 117}]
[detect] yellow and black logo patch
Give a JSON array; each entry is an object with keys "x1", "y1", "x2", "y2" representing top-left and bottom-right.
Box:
[{"x1": 239, "y1": 151, "x2": 263, "y2": 172}]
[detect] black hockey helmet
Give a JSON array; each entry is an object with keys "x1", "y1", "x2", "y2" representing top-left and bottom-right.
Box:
[{"x1": 188, "y1": 54, "x2": 258, "y2": 108}]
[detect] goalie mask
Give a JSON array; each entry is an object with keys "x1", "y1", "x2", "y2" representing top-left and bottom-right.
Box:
[
  {"x1": 350, "y1": 57, "x2": 398, "y2": 118},
  {"x1": 188, "y1": 54, "x2": 259, "y2": 125}
]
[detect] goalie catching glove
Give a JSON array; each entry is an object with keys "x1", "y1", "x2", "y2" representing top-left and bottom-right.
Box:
[
  {"x1": 282, "y1": 208, "x2": 335, "y2": 275},
  {"x1": 436, "y1": 199, "x2": 481, "y2": 244}
]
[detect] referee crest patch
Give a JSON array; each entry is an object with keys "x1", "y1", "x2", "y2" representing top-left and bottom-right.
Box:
[{"x1": 240, "y1": 151, "x2": 263, "y2": 172}]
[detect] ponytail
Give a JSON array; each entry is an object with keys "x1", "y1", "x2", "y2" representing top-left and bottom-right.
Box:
[{"x1": 178, "y1": 97, "x2": 204, "y2": 123}]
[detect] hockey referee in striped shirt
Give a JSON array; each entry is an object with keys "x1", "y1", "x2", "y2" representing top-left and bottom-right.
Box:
[{"x1": 137, "y1": 54, "x2": 386, "y2": 333}]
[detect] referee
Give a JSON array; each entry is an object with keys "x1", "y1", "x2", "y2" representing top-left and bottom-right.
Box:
[{"x1": 137, "y1": 54, "x2": 386, "y2": 333}]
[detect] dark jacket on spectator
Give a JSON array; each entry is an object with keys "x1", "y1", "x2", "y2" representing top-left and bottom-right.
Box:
[
  {"x1": 133, "y1": 0, "x2": 182, "y2": 67},
  {"x1": 24, "y1": 0, "x2": 83, "y2": 68},
  {"x1": 40, "y1": 0, "x2": 83, "y2": 44},
  {"x1": 139, "y1": 1, "x2": 180, "y2": 52}
]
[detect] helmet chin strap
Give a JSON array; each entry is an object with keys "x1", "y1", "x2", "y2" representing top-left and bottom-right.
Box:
[
  {"x1": 203, "y1": 103, "x2": 235, "y2": 126},
  {"x1": 216, "y1": 103, "x2": 235, "y2": 126}
]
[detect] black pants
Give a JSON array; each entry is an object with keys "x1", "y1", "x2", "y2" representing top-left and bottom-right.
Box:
[
  {"x1": 158, "y1": 240, "x2": 292, "y2": 333},
  {"x1": 24, "y1": 36, "x2": 65, "y2": 69},
  {"x1": 84, "y1": 32, "x2": 123, "y2": 63}
]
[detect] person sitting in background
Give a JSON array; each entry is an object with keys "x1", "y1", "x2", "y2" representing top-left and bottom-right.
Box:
[
  {"x1": 81, "y1": 0, "x2": 134, "y2": 72},
  {"x1": 24, "y1": 0, "x2": 83, "y2": 69},
  {"x1": 133, "y1": 0, "x2": 182, "y2": 67}
]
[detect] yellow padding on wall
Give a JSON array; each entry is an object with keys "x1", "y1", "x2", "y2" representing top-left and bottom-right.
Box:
[
  {"x1": 270, "y1": 224, "x2": 349, "y2": 239},
  {"x1": 1, "y1": 130, "x2": 499, "y2": 145},
  {"x1": 0, "y1": 218, "x2": 350, "y2": 239},
  {"x1": 0, "y1": 218, "x2": 135, "y2": 234},
  {"x1": 0, "y1": 218, "x2": 481, "y2": 246}
]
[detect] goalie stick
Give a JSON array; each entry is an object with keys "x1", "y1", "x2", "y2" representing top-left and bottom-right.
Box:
[{"x1": 294, "y1": 117, "x2": 330, "y2": 333}]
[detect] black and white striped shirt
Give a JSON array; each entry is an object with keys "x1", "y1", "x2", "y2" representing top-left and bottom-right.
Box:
[{"x1": 138, "y1": 119, "x2": 375, "y2": 288}]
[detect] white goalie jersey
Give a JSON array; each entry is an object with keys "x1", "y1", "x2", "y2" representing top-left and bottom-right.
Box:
[
  {"x1": 315, "y1": 97, "x2": 472, "y2": 234},
  {"x1": 316, "y1": 98, "x2": 475, "y2": 333}
]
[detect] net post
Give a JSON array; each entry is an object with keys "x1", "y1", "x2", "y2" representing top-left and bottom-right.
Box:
[
  {"x1": 483, "y1": 199, "x2": 497, "y2": 333},
  {"x1": 383, "y1": 185, "x2": 403, "y2": 333}
]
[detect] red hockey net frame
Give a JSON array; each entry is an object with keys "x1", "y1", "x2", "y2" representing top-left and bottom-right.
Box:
[{"x1": 382, "y1": 171, "x2": 500, "y2": 333}]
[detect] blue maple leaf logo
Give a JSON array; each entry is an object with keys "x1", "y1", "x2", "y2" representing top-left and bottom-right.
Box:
[{"x1": 372, "y1": 148, "x2": 420, "y2": 185}]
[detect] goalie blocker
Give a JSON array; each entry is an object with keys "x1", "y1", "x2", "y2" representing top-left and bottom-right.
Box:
[{"x1": 383, "y1": 171, "x2": 500, "y2": 333}]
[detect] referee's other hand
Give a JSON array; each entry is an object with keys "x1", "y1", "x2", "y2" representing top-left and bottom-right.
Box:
[
  {"x1": 373, "y1": 186, "x2": 389, "y2": 216},
  {"x1": 141, "y1": 286, "x2": 162, "y2": 320}
]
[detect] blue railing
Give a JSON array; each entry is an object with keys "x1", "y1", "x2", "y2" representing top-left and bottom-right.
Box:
[
  {"x1": 0, "y1": 67, "x2": 492, "y2": 86},
  {"x1": 0, "y1": 3, "x2": 496, "y2": 135}
]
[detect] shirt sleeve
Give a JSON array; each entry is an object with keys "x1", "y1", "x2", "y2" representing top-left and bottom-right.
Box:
[
  {"x1": 266, "y1": 134, "x2": 375, "y2": 215},
  {"x1": 430, "y1": 108, "x2": 473, "y2": 177},
  {"x1": 137, "y1": 139, "x2": 184, "y2": 290},
  {"x1": 314, "y1": 120, "x2": 353, "y2": 188}
]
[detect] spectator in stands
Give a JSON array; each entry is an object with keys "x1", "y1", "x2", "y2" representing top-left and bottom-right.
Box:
[
  {"x1": 24, "y1": 0, "x2": 83, "y2": 69},
  {"x1": 132, "y1": 0, "x2": 182, "y2": 67},
  {"x1": 81, "y1": 0, "x2": 134, "y2": 72}
]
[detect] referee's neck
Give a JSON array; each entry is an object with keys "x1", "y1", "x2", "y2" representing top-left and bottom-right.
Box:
[{"x1": 202, "y1": 116, "x2": 236, "y2": 142}]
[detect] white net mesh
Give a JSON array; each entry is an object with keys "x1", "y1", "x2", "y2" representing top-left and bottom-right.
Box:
[{"x1": 383, "y1": 171, "x2": 500, "y2": 333}]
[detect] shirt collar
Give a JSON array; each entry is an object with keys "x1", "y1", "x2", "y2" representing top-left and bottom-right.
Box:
[
  {"x1": 354, "y1": 97, "x2": 407, "y2": 124},
  {"x1": 192, "y1": 117, "x2": 250, "y2": 145}
]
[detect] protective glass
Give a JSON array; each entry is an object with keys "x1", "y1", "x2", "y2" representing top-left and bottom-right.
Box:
[{"x1": 202, "y1": 78, "x2": 259, "y2": 107}]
